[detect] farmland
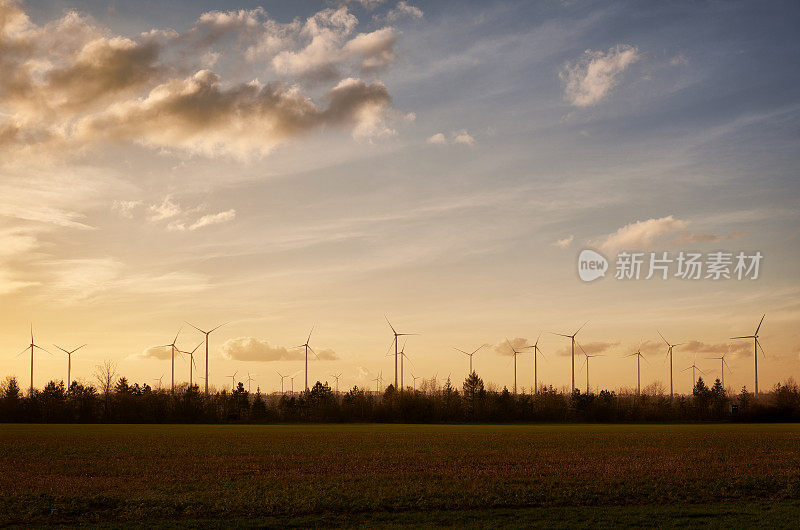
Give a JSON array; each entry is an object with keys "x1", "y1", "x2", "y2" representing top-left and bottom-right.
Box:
[{"x1": 1, "y1": 424, "x2": 799, "y2": 527}]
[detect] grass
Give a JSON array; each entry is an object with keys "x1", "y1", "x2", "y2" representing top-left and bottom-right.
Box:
[{"x1": 1, "y1": 423, "x2": 799, "y2": 527}]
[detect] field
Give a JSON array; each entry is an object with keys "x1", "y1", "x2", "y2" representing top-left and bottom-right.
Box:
[{"x1": 1, "y1": 424, "x2": 799, "y2": 527}]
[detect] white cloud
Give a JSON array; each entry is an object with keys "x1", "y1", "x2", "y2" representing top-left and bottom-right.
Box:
[
  {"x1": 597, "y1": 215, "x2": 689, "y2": 251},
  {"x1": 553, "y1": 235, "x2": 574, "y2": 248},
  {"x1": 168, "y1": 209, "x2": 236, "y2": 231},
  {"x1": 453, "y1": 130, "x2": 475, "y2": 146},
  {"x1": 149, "y1": 196, "x2": 181, "y2": 221},
  {"x1": 561, "y1": 44, "x2": 640, "y2": 107},
  {"x1": 595, "y1": 216, "x2": 735, "y2": 252},
  {"x1": 221, "y1": 337, "x2": 339, "y2": 361},
  {"x1": 427, "y1": 130, "x2": 475, "y2": 146},
  {"x1": 112, "y1": 200, "x2": 141, "y2": 218},
  {"x1": 386, "y1": 2, "x2": 424, "y2": 23},
  {"x1": 426, "y1": 132, "x2": 446, "y2": 144}
]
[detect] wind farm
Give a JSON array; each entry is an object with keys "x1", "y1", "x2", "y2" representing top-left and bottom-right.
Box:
[{"x1": 0, "y1": 0, "x2": 798, "y2": 527}]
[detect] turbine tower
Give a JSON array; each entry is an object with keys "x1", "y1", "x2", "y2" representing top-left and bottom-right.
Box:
[
  {"x1": 410, "y1": 372, "x2": 421, "y2": 391},
  {"x1": 187, "y1": 321, "x2": 227, "y2": 396},
  {"x1": 707, "y1": 353, "x2": 732, "y2": 388},
  {"x1": 156, "y1": 328, "x2": 182, "y2": 394},
  {"x1": 16, "y1": 325, "x2": 51, "y2": 397},
  {"x1": 176, "y1": 341, "x2": 202, "y2": 388},
  {"x1": 731, "y1": 315, "x2": 766, "y2": 396},
  {"x1": 53, "y1": 343, "x2": 86, "y2": 389},
  {"x1": 330, "y1": 372, "x2": 343, "y2": 394},
  {"x1": 505, "y1": 338, "x2": 526, "y2": 395},
  {"x1": 385, "y1": 316, "x2": 417, "y2": 390},
  {"x1": 624, "y1": 347, "x2": 647, "y2": 396},
  {"x1": 454, "y1": 344, "x2": 486, "y2": 375},
  {"x1": 276, "y1": 371, "x2": 288, "y2": 394},
  {"x1": 552, "y1": 322, "x2": 587, "y2": 392},
  {"x1": 228, "y1": 371, "x2": 238, "y2": 391},
  {"x1": 246, "y1": 372, "x2": 256, "y2": 393},
  {"x1": 581, "y1": 352, "x2": 602, "y2": 394},
  {"x1": 293, "y1": 327, "x2": 318, "y2": 392},
  {"x1": 521, "y1": 334, "x2": 545, "y2": 395},
  {"x1": 658, "y1": 331, "x2": 684, "y2": 399},
  {"x1": 682, "y1": 357, "x2": 706, "y2": 390}
]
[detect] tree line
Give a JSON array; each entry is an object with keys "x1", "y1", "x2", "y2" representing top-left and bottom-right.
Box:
[{"x1": 1, "y1": 368, "x2": 799, "y2": 423}]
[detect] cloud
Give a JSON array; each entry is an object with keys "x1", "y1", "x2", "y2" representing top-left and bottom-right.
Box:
[
  {"x1": 596, "y1": 216, "x2": 737, "y2": 251},
  {"x1": 74, "y1": 71, "x2": 394, "y2": 157},
  {"x1": 682, "y1": 340, "x2": 750, "y2": 357},
  {"x1": 453, "y1": 130, "x2": 475, "y2": 146},
  {"x1": 112, "y1": 200, "x2": 141, "y2": 218},
  {"x1": 0, "y1": 2, "x2": 407, "y2": 158},
  {"x1": 561, "y1": 44, "x2": 640, "y2": 107},
  {"x1": 386, "y1": 2, "x2": 423, "y2": 23},
  {"x1": 139, "y1": 345, "x2": 171, "y2": 360},
  {"x1": 553, "y1": 235, "x2": 574, "y2": 248},
  {"x1": 427, "y1": 130, "x2": 475, "y2": 146},
  {"x1": 494, "y1": 337, "x2": 530, "y2": 356},
  {"x1": 426, "y1": 132, "x2": 446, "y2": 144},
  {"x1": 168, "y1": 209, "x2": 236, "y2": 231},
  {"x1": 555, "y1": 341, "x2": 619, "y2": 357},
  {"x1": 221, "y1": 337, "x2": 339, "y2": 361},
  {"x1": 149, "y1": 196, "x2": 181, "y2": 221}
]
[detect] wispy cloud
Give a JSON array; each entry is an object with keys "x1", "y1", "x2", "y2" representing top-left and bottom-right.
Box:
[
  {"x1": 427, "y1": 129, "x2": 475, "y2": 146},
  {"x1": 561, "y1": 44, "x2": 640, "y2": 107},
  {"x1": 596, "y1": 216, "x2": 736, "y2": 252},
  {"x1": 553, "y1": 235, "x2": 574, "y2": 248},
  {"x1": 221, "y1": 337, "x2": 339, "y2": 361}
]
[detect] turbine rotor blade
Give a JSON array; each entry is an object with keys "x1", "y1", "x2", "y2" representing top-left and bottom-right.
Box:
[
  {"x1": 657, "y1": 330, "x2": 669, "y2": 346},
  {"x1": 385, "y1": 315, "x2": 397, "y2": 335},
  {"x1": 209, "y1": 322, "x2": 229, "y2": 334},
  {"x1": 730, "y1": 335, "x2": 753, "y2": 340},
  {"x1": 574, "y1": 321, "x2": 588, "y2": 336},
  {"x1": 755, "y1": 314, "x2": 765, "y2": 336}
]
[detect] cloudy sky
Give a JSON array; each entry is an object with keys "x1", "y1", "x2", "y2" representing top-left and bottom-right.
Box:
[{"x1": 1, "y1": 0, "x2": 799, "y2": 394}]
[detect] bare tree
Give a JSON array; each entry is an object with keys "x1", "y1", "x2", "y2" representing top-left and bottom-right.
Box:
[{"x1": 94, "y1": 360, "x2": 118, "y2": 417}]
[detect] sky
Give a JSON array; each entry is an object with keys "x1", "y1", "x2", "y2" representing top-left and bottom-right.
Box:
[{"x1": 1, "y1": 0, "x2": 799, "y2": 395}]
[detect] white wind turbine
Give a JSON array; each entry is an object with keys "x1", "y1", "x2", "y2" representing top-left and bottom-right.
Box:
[
  {"x1": 53, "y1": 343, "x2": 86, "y2": 389},
  {"x1": 521, "y1": 334, "x2": 545, "y2": 395},
  {"x1": 276, "y1": 371, "x2": 288, "y2": 394},
  {"x1": 156, "y1": 328, "x2": 182, "y2": 394},
  {"x1": 706, "y1": 352, "x2": 732, "y2": 389},
  {"x1": 551, "y1": 322, "x2": 588, "y2": 392},
  {"x1": 293, "y1": 327, "x2": 319, "y2": 392},
  {"x1": 15, "y1": 325, "x2": 51, "y2": 397},
  {"x1": 505, "y1": 338, "x2": 526, "y2": 395},
  {"x1": 385, "y1": 316, "x2": 418, "y2": 391},
  {"x1": 330, "y1": 372, "x2": 343, "y2": 394},
  {"x1": 176, "y1": 341, "x2": 203, "y2": 388},
  {"x1": 682, "y1": 356, "x2": 706, "y2": 390},
  {"x1": 658, "y1": 331, "x2": 685, "y2": 399},
  {"x1": 624, "y1": 344, "x2": 648, "y2": 396},
  {"x1": 580, "y1": 351, "x2": 603, "y2": 394},
  {"x1": 454, "y1": 344, "x2": 486, "y2": 376},
  {"x1": 730, "y1": 314, "x2": 766, "y2": 396},
  {"x1": 187, "y1": 321, "x2": 227, "y2": 396}
]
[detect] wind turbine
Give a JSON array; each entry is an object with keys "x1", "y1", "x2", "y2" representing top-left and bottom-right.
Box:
[
  {"x1": 658, "y1": 331, "x2": 685, "y2": 399},
  {"x1": 624, "y1": 345, "x2": 648, "y2": 396},
  {"x1": 154, "y1": 374, "x2": 164, "y2": 390},
  {"x1": 290, "y1": 373, "x2": 298, "y2": 394},
  {"x1": 293, "y1": 327, "x2": 319, "y2": 392},
  {"x1": 505, "y1": 338, "x2": 526, "y2": 395},
  {"x1": 731, "y1": 315, "x2": 766, "y2": 396},
  {"x1": 246, "y1": 372, "x2": 256, "y2": 393},
  {"x1": 580, "y1": 352, "x2": 603, "y2": 394},
  {"x1": 53, "y1": 343, "x2": 86, "y2": 389},
  {"x1": 276, "y1": 371, "x2": 288, "y2": 394},
  {"x1": 228, "y1": 371, "x2": 238, "y2": 391},
  {"x1": 330, "y1": 372, "x2": 342, "y2": 394},
  {"x1": 15, "y1": 325, "x2": 51, "y2": 397},
  {"x1": 454, "y1": 344, "x2": 486, "y2": 375},
  {"x1": 682, "y1": 357, "x2": 706, "y2": 390},
  {"x1": 156, "y1": 328, "x2": 182, "y2": 394},
  {"x1": 187, "y1": 321, "x2": 227, "y2": 396},
  {"x1": 551, "y1": 321, "x2": 588, "y2": 392},
  {"x1": 385, "y1": 316, "x2": 417, "y2": 390},
  {"x1": 706, "y1": 353, "x2": 732, "y2": 388},
  {"x1": 410, "y1": 372, "x2": 421, "y2": 391},
  {"x1": 176, "y1": 341, "x2": 203, "y2": 388},
  {"x1": 521, "y1": 334, "x2": 545, "y2": 395},
  {"x1": 373, "y1": 371, "x2": 384, "y2": 395}
]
